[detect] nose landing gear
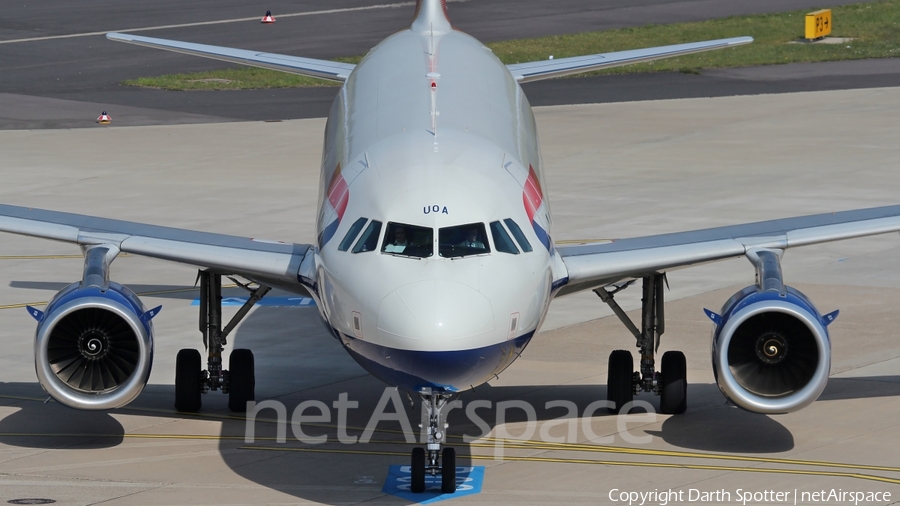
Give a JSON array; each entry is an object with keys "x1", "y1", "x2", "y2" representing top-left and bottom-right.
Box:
[{"x1": 409, "y1": 389, "x2": 457, "y2": 494}]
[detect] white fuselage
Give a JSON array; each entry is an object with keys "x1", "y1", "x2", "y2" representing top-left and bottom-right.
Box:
[{"x1": 310, "y1": 24, "x2": 564, "y2": 392}]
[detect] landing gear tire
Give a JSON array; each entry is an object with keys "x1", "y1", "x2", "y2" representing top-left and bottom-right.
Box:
[
  {"x1": 441, "y1": 447, "x2": 456, "y2": 494},
  {"x1": 660, "y1": 350, "x2": 687, "y2": 414},
  {"x1": 607, "y1": 349, "x2": 634, "y2": 414},
  {"x1": 175, "y1": 348, "x2": 202, "y2": 412},
  {"x1": 410, "y1": 447, "x2": 426, "y2": 493},
  {"x1": 228, "y1": 349, "x2": 255, "y2": 412}
]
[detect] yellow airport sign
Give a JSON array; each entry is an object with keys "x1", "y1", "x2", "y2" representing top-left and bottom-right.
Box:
[{"x1": 805, "y1": 9, "x2": 832, "y2": 40}]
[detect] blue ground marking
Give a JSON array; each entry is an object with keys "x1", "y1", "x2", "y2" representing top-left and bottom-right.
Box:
[
  {"x1": 382, "y1": 465, "x2": 484, "y2": 503},
  {"x1": 190, "y1": 296, "x2": 315, "y2": 307}
]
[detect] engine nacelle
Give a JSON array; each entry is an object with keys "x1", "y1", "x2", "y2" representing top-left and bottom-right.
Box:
[
  {"x1": 32, "y1": 281, "x2": 156, "y2": 410},
  {"x1": 709, "y1": 285, "x2": 835, "y2": 414}
]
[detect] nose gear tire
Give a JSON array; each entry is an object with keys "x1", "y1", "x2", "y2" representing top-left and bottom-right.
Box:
[
  {"x1": 441, "y1": 447, "x2": 456, "y2": 493},
  {"x1": 411, "y1": 447, "x2": 426, "y2": 493}
]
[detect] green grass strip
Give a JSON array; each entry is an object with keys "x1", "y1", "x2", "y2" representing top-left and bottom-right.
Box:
[
  {"x1": 123, "y1": 0, "x2": 900, "y2": 90},
  {"x1": 494, "y1": 0, "x2": 900, "y2": 75},
  {"x1": 123, "y1": 56, "x2": 359, "y2": 90}
]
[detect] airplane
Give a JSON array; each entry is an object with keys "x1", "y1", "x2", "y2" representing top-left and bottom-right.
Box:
[{"x1": 2, "y1": 0, "x2": 900, "y2": 494}]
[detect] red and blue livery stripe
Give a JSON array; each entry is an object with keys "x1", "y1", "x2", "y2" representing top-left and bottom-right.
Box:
[
  {"x1": 522, "y1": 165, "x2": 551, "y2": 251},
  {"x1": 318, "y1": 164, "x2": 349, "y2": 247}
]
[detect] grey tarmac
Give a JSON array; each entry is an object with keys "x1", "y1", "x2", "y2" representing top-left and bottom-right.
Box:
[
  {"x1": 0, "y1": 87, "x2": 898, "y2": 505},
  {"x1": 1, "y1": 0, "x2": 899, "y2": 129}
]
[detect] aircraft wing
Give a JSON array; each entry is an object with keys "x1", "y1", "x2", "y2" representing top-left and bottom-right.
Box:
[
  {"x1": 106, "y1": 32, "x2": 354, "y2": 82},
  {"x1": 0, "y1": 204, "x2": 312, "y2": 293},
  {"x1": 556, "y1": 205, "x2": 900, "y2": 296},
  {"x1": 507, "y1": 36, "x2": 752, "y2": 83}
]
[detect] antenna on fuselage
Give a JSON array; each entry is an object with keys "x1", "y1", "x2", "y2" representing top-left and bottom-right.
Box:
[
  {"x1": 428, "y1": 23, "x2": 439, "y2": 152},
  {"x1": 413, "y1": 1, "x2": 448, "y2": 153}
]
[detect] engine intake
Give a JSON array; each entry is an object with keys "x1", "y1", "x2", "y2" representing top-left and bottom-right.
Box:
[
  {"x1": 727, "y1": 310, "x2": 820, "y2": 396},
  {"x1": 710, "y1": 286, "x2": 834, "y2": 414},
  {"x1": 33, "y1": 281, "x2": 156, "y2": 410},
  {"x1": 708, "y1": 249, "x2": 836, "y2": 414}
]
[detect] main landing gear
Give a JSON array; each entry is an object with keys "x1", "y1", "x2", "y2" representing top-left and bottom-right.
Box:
[
  {"x1": 175, "y1": 270, "x2": 270, "y2": 413},
  {"x1": 595, "y1": 273, "x2": 687, "y2": 415},
  {"x1": 409, "y1": 390, "x2": 457, "y2": 494}
]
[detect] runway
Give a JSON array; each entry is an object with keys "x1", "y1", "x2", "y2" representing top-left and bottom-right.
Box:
[{"x1": 0, "y1": 87, "x2": 899, "y2": 504}]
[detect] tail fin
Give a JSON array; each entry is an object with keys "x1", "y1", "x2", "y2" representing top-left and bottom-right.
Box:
[{"x1": 411, "y1": 0, "x2": 452, "y2": 33}]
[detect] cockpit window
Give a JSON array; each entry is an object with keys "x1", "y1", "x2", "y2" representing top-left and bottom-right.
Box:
[
  {"x1": 490, "y1": 221, "x2": 519, "y2": 254},
  {"x1": 439, "y1": 223, "x2": 490, "y2": 258},
  {"x1": 381, "y1": 222, "x2": 433, "y2": 258},
  {"x1": 351, "y1": 220, "x2": 382, "y2": 253},
  {"x1": 338, "y1": 218, "x2": 368, "y2": 252},
  {"x1": 504, "y1": 218, "x2": 533, "y2": 253}
]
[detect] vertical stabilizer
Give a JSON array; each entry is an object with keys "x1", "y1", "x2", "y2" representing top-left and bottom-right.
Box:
[{"x1": 411, "y1": 0, "x2": 452, "y2": 34}]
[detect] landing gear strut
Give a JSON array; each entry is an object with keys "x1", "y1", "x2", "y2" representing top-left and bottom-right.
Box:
[
  {"x1": 409, "y1": 389, "x2": 456, "y2": 494},
  {"x1": 174, "y1": 270, "x2": 270, "y2": 413},
  {"x1": 595, "y1": 274, "x2": 687, "y2": 415}
]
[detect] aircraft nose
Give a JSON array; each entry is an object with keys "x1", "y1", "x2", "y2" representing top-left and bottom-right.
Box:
[{"x1": 377, "y1": 279, "x2": 494, "y2": 345}]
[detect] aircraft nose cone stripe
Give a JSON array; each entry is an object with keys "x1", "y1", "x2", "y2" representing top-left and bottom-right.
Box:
[{"x1": 341, "y1": 331, "x2": 535, "y2": 392}]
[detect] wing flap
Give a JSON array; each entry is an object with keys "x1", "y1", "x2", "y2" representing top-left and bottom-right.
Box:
[
  {"x1": 120, "y1": 236, "x2": 305, "y2": 289},
  {"x1": 0, "y1": 215, "x2": 79, "y2": 243},
  {"x1": 561, "y1": 239, "x2": 744, "y2": 296},
  {"x1": 107, "y1": 32, "x2": 354, "y2": 82},
  {"x1": 507, "y1": 36, "x2": 752, "y2": 83},
  {"x1": 0, "y1": 204, "x2": 311, "y2": 291},
  {"x1": 557, "y1": 205, "x2": 900, "y2": 296},
  {"x1": 786, "y1": 215, "x2": 900, "y2": 247}
]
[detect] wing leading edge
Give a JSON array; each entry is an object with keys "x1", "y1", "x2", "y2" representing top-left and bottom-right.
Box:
[
  {"x1": 106, "y1": 32, "x2": 354, "y2": 82},
  {"x1": 0, "y1": 204, "x2": 312, "y2": 293},
  {"x1": 106, "y1": 33, "x2": 748, "y2": 85},
  {"x1": 507, "y1": 36, "x2": 752, "y2": 83},
  {"x1": 557, "y1": 205, "x2": 900, "y2": 296}
]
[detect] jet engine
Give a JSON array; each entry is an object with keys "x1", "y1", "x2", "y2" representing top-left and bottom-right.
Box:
[
  {"x1": 707, "y1": 250, "x2": 837, "y2": 414},
  {"x1": 29, "y1": 246, "x2": 158, "y2": 410}
]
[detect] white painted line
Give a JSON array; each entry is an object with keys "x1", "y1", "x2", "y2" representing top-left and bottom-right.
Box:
[{"x1": 0, "y1": 0, "x2": 470, "y2": 45}]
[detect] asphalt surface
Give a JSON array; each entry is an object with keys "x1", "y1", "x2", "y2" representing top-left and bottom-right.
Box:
[
  {"x1": 2, "y1": 2, "x2": 900, "y2": 504},
  {"x1": 2, "y1": 0, "x2": 899, "y2": 128},
  {"x1": 1, "y1": 88, "x2": 899, "y2": 505}
]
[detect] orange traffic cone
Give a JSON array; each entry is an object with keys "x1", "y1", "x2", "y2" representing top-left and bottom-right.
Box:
[
  {"x1": 261, "y1": 10, "x2": 275, "y2": 23},
  {"x1": 97, "y1": 111, "x2": 111, "y2": 124}
]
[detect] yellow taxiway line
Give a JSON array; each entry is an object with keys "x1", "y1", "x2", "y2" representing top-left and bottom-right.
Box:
[
  {"x1": 2, "y1": 393, "x2": 898, "y2": 481},
  {"x1": 240, "y1": 445, "x2": 900, "y2": 485},
  {"x1": 0, "y1": 428, "x2": 897, "y2": 485}
]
